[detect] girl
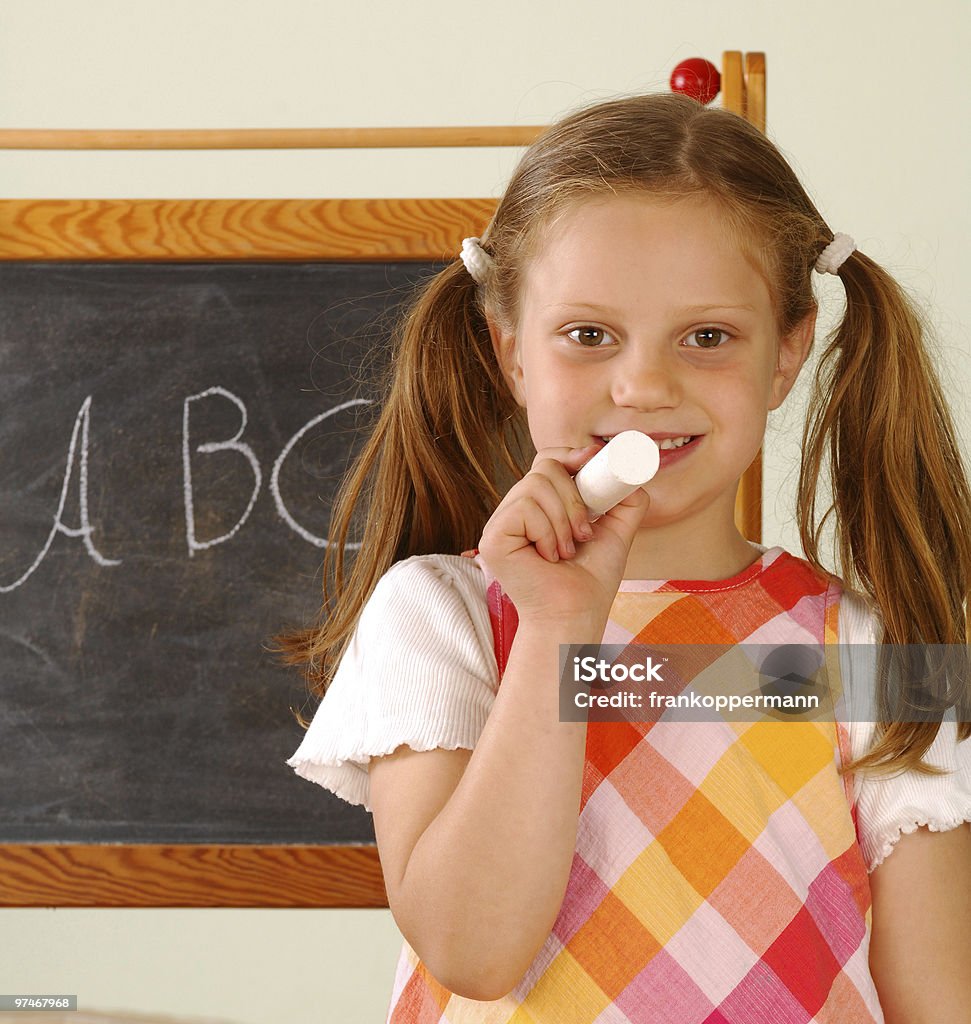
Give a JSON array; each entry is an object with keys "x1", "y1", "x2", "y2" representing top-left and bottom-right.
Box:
[{"x1": 276, "y1": 92, "x2": 971, "y2": 1022}]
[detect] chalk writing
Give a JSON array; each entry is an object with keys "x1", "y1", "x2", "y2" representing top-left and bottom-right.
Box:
[
  {"x1": 1, "y1": 395, "x2": 121, "y2": 594},
  {"x1": 1, "y1": 389, "x2": 370, "y2": 593}
]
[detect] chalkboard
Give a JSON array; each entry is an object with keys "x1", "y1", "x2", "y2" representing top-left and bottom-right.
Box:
[
  {"x1": 0, "y1": 198, "x2": 498, "y2": 906},
  {"x1": 0, "y1": 257, "x2": 452, "y2": 846}
]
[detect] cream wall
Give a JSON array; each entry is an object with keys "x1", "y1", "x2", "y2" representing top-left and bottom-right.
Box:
[{"x1": 1, "y1": 2, "x2": 968, "y2": 1022}]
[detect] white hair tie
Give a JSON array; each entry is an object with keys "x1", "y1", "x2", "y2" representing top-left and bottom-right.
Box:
[
  {"x1": 460, "y1": 236, "x2": 495, "y2": 284},
  {"x1": 814, "y1": 233, "x2": 856, "y2": 275}
]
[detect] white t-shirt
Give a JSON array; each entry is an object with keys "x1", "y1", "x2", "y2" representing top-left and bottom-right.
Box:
[{"x1": 287, "y1": 545, "x2": 971, "y2": 872}]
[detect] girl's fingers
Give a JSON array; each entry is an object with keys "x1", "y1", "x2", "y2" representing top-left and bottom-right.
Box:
[
  {"x1": 527, "y1": 456, "x2": 598, "y2": 553},
  {"x1": 531, "y1": 442, "x2": 602, "y2": 476},
  {"x1": 597, "y1": 482, "x2": 652, "y2": 542},
  {"x1": 484, "y1": 443, "x2": 607, "y2": 564},
  {"x1": 537, "y1": 442, "x2": 654, "y2": 544},
  {"x1": 533, "y1": 499, "x2": 567, "y2": 561},
  {"x1": 533, "y1": 443, "x2": 610, "y2": 497},
  {"x1": 545, "y1": 477, "x2": 585, "y2": 558},
  {"x1": 490, "y1": 472, "x2": 584, "y2": 563},
  {"x1": 488, "y1": 496, "x2": 552, "y2": 562},
  {"x1": 506, "y1": 489, "x2": 571, "y2": 562}
]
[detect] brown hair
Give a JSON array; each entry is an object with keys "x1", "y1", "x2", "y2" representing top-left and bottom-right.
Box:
[{"x1": 271, "y1": 91, "x2": 970, "y2": 778}]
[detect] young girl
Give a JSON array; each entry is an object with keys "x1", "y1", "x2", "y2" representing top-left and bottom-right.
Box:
[{"x1": 276, "y1": 92, "x2": 971, "y2": 1022}]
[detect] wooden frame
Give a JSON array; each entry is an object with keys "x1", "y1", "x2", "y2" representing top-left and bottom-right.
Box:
[
  {"x1": 722, "y1": 52, "x2": 766, "y2": 543},
  {"x1": 0, "y1": 126, "x2": 545, "y2": 150},
  {"x1": 0, "y1": 51, "x2": 766, "y2": 908},
  {"x1": 0, "y1": 195, "x2": 489, "y2": 909}
]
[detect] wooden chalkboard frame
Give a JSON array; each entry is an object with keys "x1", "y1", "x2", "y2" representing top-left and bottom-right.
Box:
[
  {"x1": 0, "y1": 51, "x2": 764, "y2": 907},
  {"x1": 0, "y1": 196, "x2": 497, "y2": 907}
]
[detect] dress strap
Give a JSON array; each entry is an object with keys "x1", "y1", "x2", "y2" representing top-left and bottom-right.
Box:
[{"x1": 459, "y1": 547, "x2": 518, "y2": 683}]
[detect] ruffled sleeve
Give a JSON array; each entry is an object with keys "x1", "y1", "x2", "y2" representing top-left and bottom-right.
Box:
[
  {"x1": 841, "y1": 589, "x2": 971, "y2": 872},
  {"x1": 285, "y1": 553, "x2": 499, "y2": 813},
  {"x1": 853, "y1": 716, "x2": 971, "y2": 872}
]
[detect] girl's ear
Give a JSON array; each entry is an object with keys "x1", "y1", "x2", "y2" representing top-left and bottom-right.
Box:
[
  {"x1": 769, "y1": 308, "x2": 817, "y2": 411},
  {"x1": 486, "y1": 312, "x2": 527, "y2": 407}
]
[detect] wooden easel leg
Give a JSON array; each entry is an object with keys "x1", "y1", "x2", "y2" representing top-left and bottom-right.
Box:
[{"x1": 723, "y1": 50, "x2": 767, "y2": 543}]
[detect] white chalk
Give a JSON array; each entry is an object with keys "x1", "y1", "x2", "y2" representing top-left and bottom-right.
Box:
[{"x1": 573, "y1": 430, "x2": 660, "y2": 516}]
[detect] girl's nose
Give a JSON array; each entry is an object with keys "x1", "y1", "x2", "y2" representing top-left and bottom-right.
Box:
[{"x1": 610, "y1": 346, "x2": 682, "y2": 409}]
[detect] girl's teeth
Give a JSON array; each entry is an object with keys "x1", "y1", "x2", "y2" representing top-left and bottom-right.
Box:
[{"x1": 599, "y1": 434, "x2": 696, "y2": 449}]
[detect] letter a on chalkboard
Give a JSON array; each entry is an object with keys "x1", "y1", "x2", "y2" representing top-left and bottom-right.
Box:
[{"x1": 1, "y1": 395, "x2": 121, "y2": 594}]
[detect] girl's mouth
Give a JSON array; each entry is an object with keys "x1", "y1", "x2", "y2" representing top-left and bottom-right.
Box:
[
  {"x1": 595, "y1": 433, "x2": 704, "y2": 467},
  {"x1": 655, "y1": 434, "x2": 702, "y2": 465},
  {"x1": 596, "y1": 433, "x2": 701, "y2": 450}
]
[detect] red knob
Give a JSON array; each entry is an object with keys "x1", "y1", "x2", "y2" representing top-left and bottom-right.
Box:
[{"x1": 669, "y1": 58, "x2": 721, "y2": 105}]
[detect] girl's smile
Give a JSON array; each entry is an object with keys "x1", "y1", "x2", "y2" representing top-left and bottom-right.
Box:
[
  {"x1": 488, "y1": 192, "x2": 815, "y2": 580},
  {"x1": 592, "y1": 431, "x2": 705, "y2": 470}
]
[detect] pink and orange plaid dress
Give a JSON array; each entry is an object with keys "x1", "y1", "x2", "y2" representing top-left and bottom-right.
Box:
[{"x1": 385, "y1": 547, "x2": 884, "y2": 1022}]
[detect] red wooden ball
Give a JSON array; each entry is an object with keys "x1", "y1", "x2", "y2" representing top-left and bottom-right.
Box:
[{"x1": 669, "y1": 58, "x2": 721, "y2": 105}]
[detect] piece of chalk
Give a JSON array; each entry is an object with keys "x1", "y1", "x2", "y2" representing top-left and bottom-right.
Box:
[{"x1": 573, "y1": 430, "x2": 660, "y2": 516}]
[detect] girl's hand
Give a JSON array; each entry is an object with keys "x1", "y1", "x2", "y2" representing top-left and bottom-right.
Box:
[{"x1": 476, "y1": 442, "x2": 651, "y2": 625}]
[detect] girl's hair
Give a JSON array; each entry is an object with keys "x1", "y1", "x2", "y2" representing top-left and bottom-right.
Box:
[{"x1": 271, "y1": 91, "x2": 971, "y2": 778}]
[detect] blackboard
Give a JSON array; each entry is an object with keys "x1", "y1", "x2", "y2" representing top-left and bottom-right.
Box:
[{"x1": 0, "y1": 258, "x2": 448, "y2": 847}]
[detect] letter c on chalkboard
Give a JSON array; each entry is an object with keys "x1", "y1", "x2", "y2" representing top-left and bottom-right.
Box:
[{"x1": 270, "y1": 396, "x2": 371, "y2": 549}]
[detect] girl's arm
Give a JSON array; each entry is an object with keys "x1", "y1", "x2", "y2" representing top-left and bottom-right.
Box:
[
  {"x1": 369, "y1": 610, "x2": 604, "y2": 1001},
  {"x1": 370, "y1": 444, "x2": 649, "y2": 1000},
  {"x1": 868, "y1": 822, "x2": 971, "y2": 1021}
]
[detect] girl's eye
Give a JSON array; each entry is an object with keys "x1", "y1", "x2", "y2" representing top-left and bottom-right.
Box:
[
  {"x1": 564, "y1": 326, "x2": 733, "y2": 350},
  {"x1": 564, "y1": 326, "x2": 614, "y2": 348},
  {"x1": 685, "y1": 328, "x2": 732, "y2": 349}
]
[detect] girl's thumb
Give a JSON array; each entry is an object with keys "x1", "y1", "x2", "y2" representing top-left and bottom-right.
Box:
[{"x1": 603, "y1": 485, "x2": 652, "y2": 544}]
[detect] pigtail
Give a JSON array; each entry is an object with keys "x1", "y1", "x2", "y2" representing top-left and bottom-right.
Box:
[
  {"x1": 270, "y1": 258, "x2": 531, "y2": 707},
  {"x1": 797, "y1": 247, "x2": 971, "y2": 775}
]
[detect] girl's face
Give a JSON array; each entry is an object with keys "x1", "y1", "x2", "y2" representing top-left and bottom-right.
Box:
[{"x1": 488, "y1": 193, "x2": 816, "y2": 578}]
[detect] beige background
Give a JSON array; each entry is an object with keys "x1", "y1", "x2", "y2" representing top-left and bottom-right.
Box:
[{"x1": 1, "y1": 1, "x2": 968, "y2": 1021}]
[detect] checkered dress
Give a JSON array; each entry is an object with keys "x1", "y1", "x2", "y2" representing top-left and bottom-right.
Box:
[{"x1": 385, "y1": 547, "x2": 884, "y2": 1022}]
